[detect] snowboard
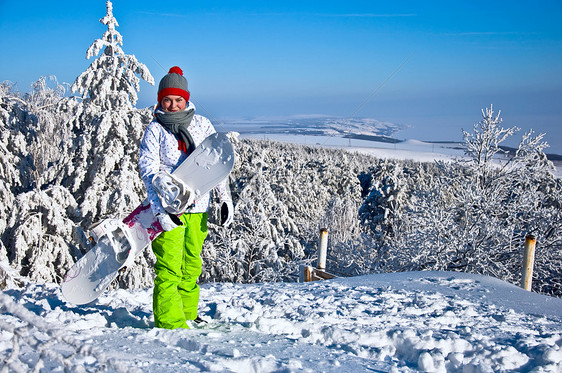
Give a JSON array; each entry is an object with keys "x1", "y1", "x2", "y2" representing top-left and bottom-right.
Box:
[{"x1": 61, "y1": 132, "x2": 235, "y2": 305}]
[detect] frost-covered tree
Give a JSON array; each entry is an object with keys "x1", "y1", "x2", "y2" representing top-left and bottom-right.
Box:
[
  {"x1": 8, "y1": 186, "x2": 80, "y2": 283},
  {"x1": 71, "y1": 0, "x2": 154, "y2": 110},
  {"x1": 61, "y1": 0, "x2": 156, "y2": 225},
  {"x1": 319, "y1": 197, "x2": 361, "y2": 243},
  {"x1": 358, "y1": 160, "x2": 414, "y2": 238},
  {"x1": 0, "y1": 0, "x2": 157, "y2": 285},
  {"x1": 202, "y1": 138, "x2": 383, "y2": 283},
  {"x1": 385, "y1": 105, "x2": 562, "y2": 295},
  {"x1": 203, "y1": 141, "x2": 305, "y2": 283},
  {"x1": 25, "y1": 76, "x2": 75, "y2": 190},
  {"x1": 0, "y1": 79, "x2": 82, "y2": 283},
  {"x1": 0, "y1": 82, "x2": 26, "y2": 241},
  {"x1": 319, "y1": 197, "x2": 379, "y2": 276}
]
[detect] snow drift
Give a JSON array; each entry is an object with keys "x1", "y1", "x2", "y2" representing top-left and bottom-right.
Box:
[{"x1": 1, "y1": 271, "x2": 561, "y2": 372}]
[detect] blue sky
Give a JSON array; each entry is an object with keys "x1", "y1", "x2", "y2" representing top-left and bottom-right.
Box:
[{"x1": 1, "y1": 0, "x2": 561, "y2": 152}]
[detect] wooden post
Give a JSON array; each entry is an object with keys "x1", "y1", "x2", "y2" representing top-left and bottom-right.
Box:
[
  {"x1": 299, "y1": 265, "x2": 312, "y2": 283},
  {"x1": 521, "y1": 234, "x2": 536, "y2": 291},
  {"x1": 317, "y1": 228, "x2": 328, "y2": 270},
  {"x1": 299, "y1": 228, "x2": 336, "y2": 283}
]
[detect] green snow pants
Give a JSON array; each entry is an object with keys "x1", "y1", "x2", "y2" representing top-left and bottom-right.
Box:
[{"x1": 152, "y1": 213, "x2": 208, "y2": 329}]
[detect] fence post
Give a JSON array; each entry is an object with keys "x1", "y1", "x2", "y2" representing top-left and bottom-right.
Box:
[
  {"x1": 521, "y1": 234, "x2": 536, "y2": 291},
  {"x1": 299, "y1": 228, "x2": 336, "y2": 283},
  {"x1": 317, "y1": 228, "x2": 328, "y2": 270},
  {"x1": 299, "y1": 265, "x2": 312, "y2": 283}
]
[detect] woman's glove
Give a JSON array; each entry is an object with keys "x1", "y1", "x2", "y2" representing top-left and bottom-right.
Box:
[
  {"x1": 220, "y1": 200, "x2": 234, "y2": 227},
  {"x1": 156, "y1": 212, "x2": 182, "y2": 231}
]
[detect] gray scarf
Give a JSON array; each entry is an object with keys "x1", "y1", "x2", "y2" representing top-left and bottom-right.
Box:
[{"x1": 155, "y1": 107, "x2": 196, "y2": 155}]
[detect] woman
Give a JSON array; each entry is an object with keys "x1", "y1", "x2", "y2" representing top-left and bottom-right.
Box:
[{"x1": 139, "y1": 66, "x2": 233, "y2": 329}]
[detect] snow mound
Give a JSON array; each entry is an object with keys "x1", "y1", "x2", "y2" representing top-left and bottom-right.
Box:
[
  {"x1": 1, "y1": 271, "x2": 561, "y2": 372},
  {"x1": 402, "y1": 139, "x2": 428, "y2": 145}
]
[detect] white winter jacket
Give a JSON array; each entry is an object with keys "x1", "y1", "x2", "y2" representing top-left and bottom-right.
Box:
[{"x1": 139, "y1": 102, "x2": 231, "y2": 216}]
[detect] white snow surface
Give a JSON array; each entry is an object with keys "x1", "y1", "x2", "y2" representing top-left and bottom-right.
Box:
[{"x1": 2, "y1": 271, "x2": 561, "y2": 372}]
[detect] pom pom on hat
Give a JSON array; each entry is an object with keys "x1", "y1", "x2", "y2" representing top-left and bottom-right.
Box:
[
  {"x1": 168, "y1": 66, "x2": 183, "y2": 75},
  {"x1": 158, "y1": 66, "x2": 189, "y2": 103}
]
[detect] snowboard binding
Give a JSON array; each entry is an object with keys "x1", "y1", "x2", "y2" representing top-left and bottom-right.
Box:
[
  {"x1": 152, "y1": 171, "x2": 195, "y2": 214},
  {"x1": 88, "y1": 218, "x2": 134, "y2": 266}
]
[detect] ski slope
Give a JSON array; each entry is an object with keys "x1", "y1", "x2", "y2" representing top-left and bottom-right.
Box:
[{"x1": 1, "y1": 271, "x2": 561, "y2": 372}]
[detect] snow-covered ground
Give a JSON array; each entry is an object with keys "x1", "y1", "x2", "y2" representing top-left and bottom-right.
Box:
[{"x1": 2, "y1": 271, "x2": 561, "y2": 372}]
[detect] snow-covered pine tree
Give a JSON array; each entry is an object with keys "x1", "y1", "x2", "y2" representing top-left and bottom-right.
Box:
[
  {"x1": 59, "y1": 0, "x2": 155, "y2": 228},
  {"x1": 71, "y1": 0, "x2": 154, "y2": 111},
  {"x1": 1, "y1": 1, "x2": 157, "y2": 286},
  {"x1": 58, "y1": 0, "x2": 156, "y2": 288}
]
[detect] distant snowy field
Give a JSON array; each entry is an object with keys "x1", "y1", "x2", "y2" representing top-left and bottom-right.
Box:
[
  {"x1": 219, "y1": 117, "x2": 562, "y2": 179},
  {"x1": 217, "y1": 117, "x2": 562, "y2": 178},
  {"x1": 2, "y1": 271, "x2": 561, "y2": 372}
]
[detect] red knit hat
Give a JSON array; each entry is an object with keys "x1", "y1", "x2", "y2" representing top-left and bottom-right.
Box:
[{"x1": 157, "y1": 66, "x2": 190, "y2": 103}]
